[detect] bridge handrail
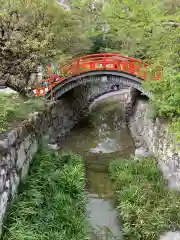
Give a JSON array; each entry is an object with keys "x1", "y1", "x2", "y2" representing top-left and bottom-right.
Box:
[
  {"x1": 59, "y1": 53, "x2": 154, "y2": 80},
  {"x1": 60, "y1": 53, "x2": 150, "y2": 70},
  {"x1": 63, "y1": 53, "x2": 149, "y2": 63},
  {"x1": 33, "y1": 53, "x2": 162, "y2": 97}
]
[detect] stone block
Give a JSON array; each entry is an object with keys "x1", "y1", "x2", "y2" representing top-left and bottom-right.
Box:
[
  {"x1": 0, "y1": 190, "x2": 9, "y2": 223},
  {"x1": 135, "y1": 147, "x2": 153, "y2": 158},
  {"x1": 16, "y1": 143, "x2": 26, "y2": 170},
  {"x1": 2, "y1": 154, "x2": 13, "y2": 169},
  {"x1": 53, "y1": 118, "x2": 59, "y2": 126},
  {"x1": 63, "y1": 115, "x2": 71, "y2": 125},
  {"x1": 10, "y1": 147, "x2": 17, "y2": 165},
  {"x1": 7, "y1": 130, "x2": 18, "y2": 146},
  {"x1": 169, "y1": 155, "x2": 180, "y2": 172},
  {"x1": 0, "y1": 141, "x2": 9, "y2": 155},
  {"x1": 24, "y1": 135, "x2": 32, "y2": 150},
  {"x1": 58, "y1": 117, "x2": 64, "y2": 125},
  {"x1": 21, "y1": 160, "x2": 30, "y2": 181},
  {"x1": 10, "y1": 169, "x2": 20, "y2": 199},
  {"x1": 28, "y1": 140, "x2": 38, "y2": 162},
  {"x1": 5, "y1": 178, "x2": 10, "y2": 190},
  {"x1": 0, "y1": 169, "x2": 7, "y2": 193},
  {"x1": 167, "y1": 147, "x2": 174, "y2": 158},
  {"x1": 17, "y1": 125, "x2": 28, "y2": 142},
  {"x1": 34, "y1": 115, "x2": 42, "y2": 130}
]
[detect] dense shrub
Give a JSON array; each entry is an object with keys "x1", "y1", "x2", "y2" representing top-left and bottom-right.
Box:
[
  {"x1": 109, "y1": 158, "x2": 180, "y2": 239},
  {"x1": 3, "y1": 150, "x2": 88, "y2": 240}
]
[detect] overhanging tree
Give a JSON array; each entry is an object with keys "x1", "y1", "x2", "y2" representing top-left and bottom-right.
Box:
[{"x1": 0, "y1": 0, "x2": 92, "y2": 95}]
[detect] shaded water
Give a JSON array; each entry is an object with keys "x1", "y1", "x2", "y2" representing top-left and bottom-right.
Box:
[{"x1": 59, "y1": 98, "x2": 135, "y2": 239}]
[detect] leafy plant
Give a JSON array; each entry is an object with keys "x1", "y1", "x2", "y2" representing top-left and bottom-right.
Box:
[
  {"x1": 3, "y1": 150, "x2": 88, "y2": 240},
  {"x1": 0, "y1": 93, "x2": 45, "y2": 132},
  {"x1": 109, "y1": 157, "x2": 180, "y2": 239}
]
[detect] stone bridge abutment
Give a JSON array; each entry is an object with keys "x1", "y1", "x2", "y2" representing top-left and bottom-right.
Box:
[{"x1": 129, "y1": 100, "x2": 180, "y2": 190}]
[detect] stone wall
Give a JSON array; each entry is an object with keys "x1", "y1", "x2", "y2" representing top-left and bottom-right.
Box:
[
  {"x1": 72, "y1": 78, "x2": 136, "y2": 120},
  {"x1": 129, "y1": 100, "x2": 180, "y2": 190},
  {"x1": 89, "y1": 88, "x2": 136, "y2": 121},
  {"x1": 0, "y1": 85, "x2": 90, "y2": 235},
  {"x1": 86, "y1": 75, "x2": 128, "y2": 99}
]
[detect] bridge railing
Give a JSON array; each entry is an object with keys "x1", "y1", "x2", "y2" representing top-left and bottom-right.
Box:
[
  {"x1": 33, "y1": 53, "x2": 162, "y2": 97},
  {"x1": 60, "y1": 53, "x2": 162, "y2": 81}
]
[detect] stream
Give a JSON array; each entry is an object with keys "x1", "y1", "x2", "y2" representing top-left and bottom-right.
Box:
[{"x1": 59, "y1": 96, "x2": 135, "y2": 239}]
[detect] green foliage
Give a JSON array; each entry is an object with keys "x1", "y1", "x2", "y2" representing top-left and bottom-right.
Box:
[
  {"x1": 109, "y1": 158, "x2": 180, "y2": 239},
  {"x1": 0, "y1": 93, "x2": 45, "y2": 132},
  {"x1": 168, "y1": 118, "x2": 180, "y2": 144},
  {"x1": 100, "y1": 0, "x2": 180, "y2": 137},
  {"x1": 102, "y1": 0, "x2": 179, "y2": 110},
  {"x1": 3, "y1": 150, "x2": 88, "y2": 240},
  {"x1": 144, "y1": 71, "x2": 180, "y2": 118},
  {"x1": 103, "y1": 0, "x2": 180, "y2": 62},
  {"x1": 0, "y1": 0, "x2": 94, "y2": 93}
]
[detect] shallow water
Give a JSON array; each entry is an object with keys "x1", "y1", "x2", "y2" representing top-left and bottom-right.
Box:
[{"x1": 59, "y1": 97, "x2": 135, "y2": 239}]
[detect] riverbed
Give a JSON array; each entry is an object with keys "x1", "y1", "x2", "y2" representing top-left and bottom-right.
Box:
[{"x1": 59, "y1": 97, "x2": 135, "y2": 239}]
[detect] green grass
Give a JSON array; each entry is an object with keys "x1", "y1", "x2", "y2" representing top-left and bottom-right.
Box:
[
  {"x1": 109, "y1": 158, "x2": 180, "y2": 240},
  {"x1": 0, "y1": 93, "x2": 45, "y2": 132},
  {"x1": 2, "y1": 150, "x2": 88, "y2": 240}
]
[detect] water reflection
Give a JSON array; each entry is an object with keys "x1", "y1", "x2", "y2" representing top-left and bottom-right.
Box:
[
  {"x1": 59, "y1": 99, "x2": 134, "y2": 239},
  {"x1": 88, "y1": 198, "x2": 121, "y2": 240},
  {"x1": 90, "y1": 137, "x2": 121, "y2": 153}
]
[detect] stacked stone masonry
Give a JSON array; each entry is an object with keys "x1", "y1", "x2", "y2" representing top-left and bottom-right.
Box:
[
  {"x1": 0, "y1": 81, "x2": 140, "y2": 236},
  {"x1": 129, "y1": 100, "x2": 180, "y2": 190},
  {"x1": 0, "y1": 85, "x2": 90, "y2": 235}
]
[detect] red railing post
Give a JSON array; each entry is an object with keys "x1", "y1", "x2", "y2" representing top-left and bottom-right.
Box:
[{"x1": 47, "y1": 64, "x2": 52, "y2": 77}]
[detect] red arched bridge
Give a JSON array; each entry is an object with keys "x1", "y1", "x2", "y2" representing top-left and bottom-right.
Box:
[{"x1": 33, "y1": 53, "x2": 162, "y2": 99}]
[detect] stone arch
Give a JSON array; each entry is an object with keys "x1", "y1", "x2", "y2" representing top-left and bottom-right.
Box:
[{"x1": 45, "y1": 70, "x2": 151, "y2": 100}]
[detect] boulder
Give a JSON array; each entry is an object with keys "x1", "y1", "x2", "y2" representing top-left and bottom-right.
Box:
[
  {"x1": 160, "y1": 231, "x2": 180, "y2": 240},
  {"x1": 135, "y1": 147, "x2": 153, "y2": 158},
  {"x1": 47, "y1": 144, "x2": 60, "y2": 151}
]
